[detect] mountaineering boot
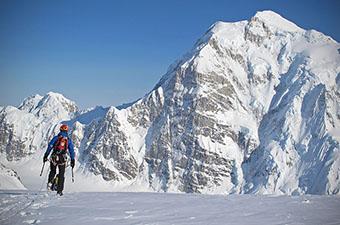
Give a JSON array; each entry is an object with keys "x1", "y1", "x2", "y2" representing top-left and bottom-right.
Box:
[
  {"x1": 47, "y1": 182, "x2": 52, "y2": 191},
  {"x1": 57, "y1": 191, "x2": 63, "y2": 196},
  {"x1": 51, "y1": 176, "x2": 58, "y2": 191}
]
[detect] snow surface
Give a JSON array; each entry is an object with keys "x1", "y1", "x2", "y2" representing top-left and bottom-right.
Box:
[{"x1": 0, "y1": 191, "x2": 339, "y2": 225}]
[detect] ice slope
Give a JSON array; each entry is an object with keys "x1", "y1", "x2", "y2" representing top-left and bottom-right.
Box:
[{"x1": 0, "y1": 191, "x2": 340, "y2": 225}]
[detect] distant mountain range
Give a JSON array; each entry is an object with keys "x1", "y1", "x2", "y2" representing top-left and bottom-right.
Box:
[{"x1": 1, "y1": 11, "x2": 339, "y2": 195}]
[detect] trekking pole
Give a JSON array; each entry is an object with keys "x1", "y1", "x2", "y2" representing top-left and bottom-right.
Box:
[
  {"x1": 39, "y1": 162, "x2": 45, "y2": 176},
  {"x1": 72, "y1": 168, "x2": 74, "y2": 183}
]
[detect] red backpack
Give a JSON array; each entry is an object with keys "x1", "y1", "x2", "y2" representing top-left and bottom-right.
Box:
[{"x1": 53, "y1": 135, "x2": 68, "y2": 154}]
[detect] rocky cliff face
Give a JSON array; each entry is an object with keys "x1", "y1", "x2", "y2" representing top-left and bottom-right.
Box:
[
  {"x1": 0, "y1": 11, "x2": 339, "y2": 195},
  {"x1": 129, "y1": 10, "x2": 339, "y2": 194}
]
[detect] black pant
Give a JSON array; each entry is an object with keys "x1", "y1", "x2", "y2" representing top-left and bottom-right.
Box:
[{"x1": 48, "y1": 162, "x2": 66, "y2": 192}]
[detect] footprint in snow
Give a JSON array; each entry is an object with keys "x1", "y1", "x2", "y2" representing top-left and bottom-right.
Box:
[
  {"x1": 302, "y1": 199, "x2": 311, "y2": 204},
  {"x1": 20, "y1": 211, "x2": 38, "y2": 217},
  {"x1": 23, "y1": 219, "x2": 40, "y2": 224}
]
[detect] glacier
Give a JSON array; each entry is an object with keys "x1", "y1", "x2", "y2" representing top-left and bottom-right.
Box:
[{"x1": 0, "y1": 10, "x2": 339, "y2": 195}]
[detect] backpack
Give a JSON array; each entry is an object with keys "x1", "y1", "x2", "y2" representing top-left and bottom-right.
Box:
[
  {"x1": 51, "y1": 135, "x2": 68, "y2": 165},
  {"x1": 53, "y1": 135, "x2": 68, "y2": 154}
]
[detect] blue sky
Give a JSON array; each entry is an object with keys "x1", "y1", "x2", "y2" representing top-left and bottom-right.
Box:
[{"x1": 1, "y1": 0, "x2": 339, "y2": 109}]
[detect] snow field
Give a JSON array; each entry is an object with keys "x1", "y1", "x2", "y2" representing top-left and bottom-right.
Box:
[{"x1": 0, "y1": 191, "x2": 340, "y2": 225}]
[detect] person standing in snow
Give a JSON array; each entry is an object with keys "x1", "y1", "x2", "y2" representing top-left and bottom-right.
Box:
[{"x1": 43, "y1": 124, "x2": 75, "y2": 196}]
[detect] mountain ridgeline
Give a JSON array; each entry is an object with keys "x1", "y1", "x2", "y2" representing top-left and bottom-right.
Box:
[{"x1": 1, "y1": 11, "x2": 339, "y2": 194}]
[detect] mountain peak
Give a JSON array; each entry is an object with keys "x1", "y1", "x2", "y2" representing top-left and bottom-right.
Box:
[
  {"x1": 18, "y1": 94, "x2": 43, "y2": 112},
  {"x1": 45, "y1": 91, "x2": 68, "y2": 100},
  {"x1": 42, "y1": 92, "x2": 77, "y2": 108},
  {"x1": 18, "y1": 92, "x2": 77, "y2": 115},
  {"x1": 20, "y1": 92, "x2": 79, "y2": 120},
  {"x1": 251, "y1": 10, "x2": 304, "y2": 33}
]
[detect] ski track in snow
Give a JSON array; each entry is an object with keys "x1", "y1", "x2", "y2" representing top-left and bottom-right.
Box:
[{"x1": 0, "y1": 190, "x2": 339, "y2": 225}]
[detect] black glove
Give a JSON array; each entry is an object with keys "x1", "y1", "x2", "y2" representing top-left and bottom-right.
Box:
[
  {"x1": 43, "y1": 153, "x2": 48, "y2": 163},
  {"x1": 71, "y1": 159, "x2": 75, "y2": 168}
]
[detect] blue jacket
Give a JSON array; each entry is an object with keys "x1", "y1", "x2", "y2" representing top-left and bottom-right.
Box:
[{"x1": 45, "y1": 131, "x2": 75, "y2": 160}]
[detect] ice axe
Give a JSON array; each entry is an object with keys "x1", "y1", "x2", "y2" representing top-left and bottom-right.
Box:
[
  {"x1": 39, "y1": 162, "x2": 45, "y2": 176},
  {"x1": 71, "y1": 168, "x2": 74, "y2": 183}
]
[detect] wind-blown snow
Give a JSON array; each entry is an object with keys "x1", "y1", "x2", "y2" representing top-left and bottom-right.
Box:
[{"x1": 0, "y1": 191, "x2": 339, "y2": 225}]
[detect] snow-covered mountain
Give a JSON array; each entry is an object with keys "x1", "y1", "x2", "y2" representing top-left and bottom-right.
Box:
[
  {"x1": 0, "y1": 10, "x2": 339, "y2": 195},
  {"x1": 0, "y1": 163, "x2": 26, "y2": 190},
  {"x1": 0, "y1": 92, "x2": 78, "y2": 161}
]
